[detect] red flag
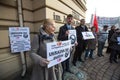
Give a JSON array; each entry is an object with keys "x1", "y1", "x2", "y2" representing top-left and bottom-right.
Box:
[{"x1": 93, "y1": 14, "x2": 98, "y2": 32}]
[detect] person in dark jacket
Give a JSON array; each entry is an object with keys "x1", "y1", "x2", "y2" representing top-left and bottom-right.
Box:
[
  {"x1": 72, "y1": 19, "x2": 88, "y2": 66},
  {"x1": 57, "y1": 14, "x2": 76, "y2": 78},
  {"x1": 109, "y1": 29, "x2": 120, "y2": 63},
  {"x1": 106, "y1": 25, "x2": 116, "y2": 53}
]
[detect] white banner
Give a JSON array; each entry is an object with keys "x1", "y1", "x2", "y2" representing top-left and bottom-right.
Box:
[
  {"x1": 68, "y1": 30, "x2": 77, "y2": 46},
  {"x1": 9, "y1": 27, "x2": 31, "y2": 53},
  {"x1": 82, "y1": 31, "x2": 95, "y2": 40},
  {"x1": 47, "y1": 40, "x2": 71, "y2": 68}
]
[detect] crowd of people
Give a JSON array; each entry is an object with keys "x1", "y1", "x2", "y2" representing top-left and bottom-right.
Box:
[{"x1": 29, "y1": 14, "x2": 120, "y2": 80}]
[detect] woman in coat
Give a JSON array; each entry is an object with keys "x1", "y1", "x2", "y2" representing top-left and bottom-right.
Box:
[
  {"x1": 109, "y1": 29, "x2": 120, "y2": 63},
  {"x1": 84, "y1": 27, "x2": 97, "y2": 60},
  {"x1": 30, "y1": 19, "x2": 62, "y2": 80}
]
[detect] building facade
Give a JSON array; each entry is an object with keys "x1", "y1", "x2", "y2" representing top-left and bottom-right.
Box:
[{"x1": 0, "y1": 0, "x2": 87, "y2": 79}]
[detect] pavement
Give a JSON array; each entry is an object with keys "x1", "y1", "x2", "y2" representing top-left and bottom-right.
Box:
[
  {"x1": 79, "y1": 49, "x2": 120, "y2": 80},
  {"x1": 12, "y1": 49, "x2": 120, "y2": 80}
]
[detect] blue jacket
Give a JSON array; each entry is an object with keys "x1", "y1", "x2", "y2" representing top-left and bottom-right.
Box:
[{"x1": 98, "y1": 30, "x2": 108, "y2": 42}]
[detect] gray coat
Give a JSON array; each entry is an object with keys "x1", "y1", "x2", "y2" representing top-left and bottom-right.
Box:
[{"x1": 30, "y1": 28, "x2": 62, "y2": 80}]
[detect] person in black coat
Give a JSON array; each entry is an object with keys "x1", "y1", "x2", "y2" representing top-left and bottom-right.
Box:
[
  {"x1": 72, "y1": 19, "x2": 88, "y2": 66},
  {"x1": 106, "y1": 25, "x2": 116, "y2": 53},
  {"x1": 57, "y1": 14, "x2": 75, "y2": 75},
  {"x1": 109, "y1": 29, "x2": 120, "y2": 63}
]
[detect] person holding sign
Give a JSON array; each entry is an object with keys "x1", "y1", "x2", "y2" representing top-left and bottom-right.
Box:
[
  {"x1": 57, "y1": 14, "x2": 76, "y2": 79},
  {"x1": 73, "y1": 19, "x2": 88, "y2": 66},
  {"x1": 109, "y1": 29, "x2": 120, "y2": 63},
  {"x1": 30, "y1": 19, "x2": 62, "y2": 80},
  {"x1": 84, "y1": 27, "x2": 97, "y2": 60}
]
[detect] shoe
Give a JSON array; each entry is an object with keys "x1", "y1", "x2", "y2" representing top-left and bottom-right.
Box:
[
  {"x1": 110, "y1": 60, "x2": 112, "y2": 63},
  {"x1": 81, "y1": 60, "x2": 84, "y2": 62},
  {"x1": 79, "y1": 59, "x2": 84, "y2": 62},
  {"x1": 84, "y1": 57, "x2": 87, "y2": 60},
  {"x1": 113, "y1": 60, "x2": 118, "y2": 63},
  {"x1": 90, "y1": 57, "x2": 94, "y2": 60},
  {"x1": 66, "y1": 69, "x2": 71, "y2": 73},
  {"x1": 97, "y1": 54, "x2": 101, "y2": 57},
  {"x1": 101, "y1": 54, "x2": 104, "y2": 56},
  {"x1": 118, "y1": 55, "x2": 120, "y2": 59},
  {"x1": 72, "y1": 62, "x2": 76, "y2": 66}
]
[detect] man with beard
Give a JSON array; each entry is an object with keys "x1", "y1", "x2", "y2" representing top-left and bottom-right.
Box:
[{"x1": 57, "y1": 14, "x2": 76, "y2": 79}]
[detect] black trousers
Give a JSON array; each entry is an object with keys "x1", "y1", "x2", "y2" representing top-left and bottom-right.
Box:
[
  {"x1": 109, "y1": 49, "x2": 118, "y2": 61},
  {"x1": 73, "y1": 46, "x2": 83, "y2": 63},
  {"x1": 61, "y1": 58, "x2": 70, "y2": 73}
]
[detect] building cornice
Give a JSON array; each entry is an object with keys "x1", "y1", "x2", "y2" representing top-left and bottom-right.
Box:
[
  {"x1": 58, "y1": 0, "x2": 85, "y2": 18},
  {"x1": 72, "y1": 0, "x2": 87, "y2": 11}
]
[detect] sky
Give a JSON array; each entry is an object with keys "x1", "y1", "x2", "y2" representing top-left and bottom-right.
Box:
[{"x1": 85, "y1": 0, "x2": 120, "y2": 23}]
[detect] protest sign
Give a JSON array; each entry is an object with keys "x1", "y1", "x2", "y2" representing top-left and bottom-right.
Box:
[
  {"x1": 47, "y1": 40, "x2": 71, "y2": 68},
  {"x1": 82, "y1": 31, "x2": 95, "y2": 40},
  {"x1": 117, "y1": 37, "x2": 120, "y2": 45},
  {"x1": 68, "y1": 30, "x2": 77, "y2": 46},
  {"x1": 9, "y1": 27, "x2": 31, "y2": 53}
]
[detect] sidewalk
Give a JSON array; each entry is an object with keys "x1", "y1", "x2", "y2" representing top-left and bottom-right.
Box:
[
  {"x1": 12, "y1": 49, "x2": 120, "y2": 80},
  {"x1": 79, "y1": 49, "x2": 120, "y2": 80}
]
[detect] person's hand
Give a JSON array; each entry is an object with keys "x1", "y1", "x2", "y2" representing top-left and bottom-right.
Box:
[
  {"x1": 118, "y1": 43, "x2": 120, "y2": 45},
  {"x1": 116, "y1": 41, "x2": 120, "y2": 45},
  {"x1": 75, "y1": 41, "x2": 78, "y2": 46},
  {"x1": 40, "y1": 57, "x2": 50, "y2": 67},
  {"x1": 65, "y1": 30, "x2": 69, "y2": 36}
]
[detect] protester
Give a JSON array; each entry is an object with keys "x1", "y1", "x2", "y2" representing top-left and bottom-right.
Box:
[
  {"x1": 57, "y1": 14, "x2": 76, "y2": 73},
  {"x1": 72, "y1": 19, "x2": 88, "y2": 66},
  {"x1": 109, "y1": 29, "x2": 120, "y2": 63},
  {"x1": 30, "y1": 19, "x2": 62, "y2": 80},
  {"x1": 106, "y1": 25, "x2": 116, "y2": 53},
  {"x1": 84, "y1": 27, "x2": 97, "y2": 60},
  {"x1": 97, "y1": 25, "x2": 108, "y2": 57}
]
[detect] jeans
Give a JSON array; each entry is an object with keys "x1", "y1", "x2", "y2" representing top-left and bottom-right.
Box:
[
  {"x1": 97, "y1": 41, "x2": 105, "y2": 55},
  {"x1": 85, "y1": 49, "x2": 94, "y2": 58}
]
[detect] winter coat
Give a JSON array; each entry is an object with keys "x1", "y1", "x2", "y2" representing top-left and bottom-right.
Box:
[
  {"x1": 108, "y1": 29, "x2": 115, "y2": 42},
  {"x1": 109, "y1": 32, "x2": 120, "y2": 51},
  {"x1": 98, "y1": 30, "x2": 108, "y2": 43},
  {"x1": 87, "y1": 32, "x2": 97, "y2": 50},
  {"x1": 57, "y1": 24, "x2": 75, "y2": 65},
  {"x1": 30, "y1": 27, "x2": 62, "y2": 80},
  {"x1": 75, "y1": 25, "x2": 88, "y2": 52},
  {"x1": 57, "y1": 24, "x2": 74, "y2": 41}
]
